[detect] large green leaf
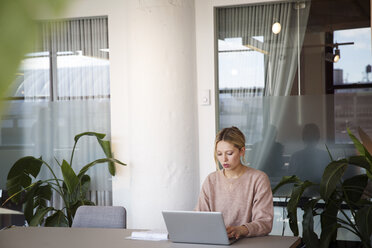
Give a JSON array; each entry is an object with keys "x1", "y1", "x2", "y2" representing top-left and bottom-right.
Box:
[
  {"x1": 272, "y1": 175, "x2": 302, "y2": 194},
  {"x1": 77, "y1": 158, "x2": 126, "y2": 178},
  {"x1": 98, "y1": 139, "x2": 115, "y2": 175},
  {"x1": 348, "y1": 128, "x2": 366, "y2": 156},
  {"x1": 320, "y1": 160, "x2": 348, "y2": 200},
  {"x1": 342, "y1": 174, "x2": 368, "y2": 204},
  {"x1": 74, "y1": 132, "x2": 106, "y2": 143},
  {"x1": 45, "y1": 210, "x2": 69, "y2": 227},
  {"x1": 320, "y1": 194, "x2": 342, "y2": 248},
  {"x1": 29, "y1": 206, "x2": 54, "y2": 226},
  {"x1": 287, "y1": 180, "x2": 314, "y2": 236},
  {"x1": 355, "y1": 205, "x2": 372, "y2": 245},
  {"x1": 80, "y1": 174, "x2": 91, "y2": 196},
  {"x1": 0, "y1": 0, "x2": 69, "y2": 117},
  {"x1": 348, "y1": 156, "x2": 372, "y2": 175},
  {"x1": 24, "y1": 181, "x2": 42, "y2": 223},
  {"x1": 302, "y1": 198, "x2": 320, "y2": 248},
  {"x1": 6, "y1": 156, "x2": 43, "y2": 202},
  {"x1": 72, "y1": 132, "x2": 118, "y2": 176},
  {"x1": 319, "y1": 222, "x2": 340, "y2": 248},
  {"x1": 22, "y1": 181, "x2": 52, "y2": 224},
  {"x1": 61, "y1": 160, "x2": 79, "y2": 194}
]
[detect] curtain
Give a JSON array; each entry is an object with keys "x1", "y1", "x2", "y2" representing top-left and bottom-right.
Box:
[
  {"x1": 10, "y1": 16, "x2": 112, "y2": 207},
  {"x1": 217, "y1": 1, "x2": 310, "y2": 179}
]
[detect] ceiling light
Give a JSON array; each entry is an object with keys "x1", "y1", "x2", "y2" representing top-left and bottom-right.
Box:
[
  {"x1": 333, "y1": 48, "x2": 340, "y2": 63},
  {"x1": 272, "y1": 22, "x2": 281, "y2": 34}
]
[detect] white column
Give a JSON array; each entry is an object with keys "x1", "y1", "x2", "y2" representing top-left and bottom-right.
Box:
[{"x1": 111, "y1": 0, "x2": 199, "y2": 229}]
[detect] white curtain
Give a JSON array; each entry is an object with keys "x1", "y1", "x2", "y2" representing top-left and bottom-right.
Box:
[
  {"x1": 12, "y1": 16, "x2": 112, "y2": 206},
  {"x1": 217, "y1": 1, "x2": 310, "y2": 178}
]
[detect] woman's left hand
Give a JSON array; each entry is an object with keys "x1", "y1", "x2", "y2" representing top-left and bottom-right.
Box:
[{"x1": 226, "y1": 225, "x2": 249, "y2": 239}]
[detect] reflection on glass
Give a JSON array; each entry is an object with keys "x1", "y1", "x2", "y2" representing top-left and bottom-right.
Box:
[
  {"x1": 219, "y1": 94, "x2": 372, "y2": 196},
  {"x1": 288, "y1": 123, "x2": 330, "y2": 183}
]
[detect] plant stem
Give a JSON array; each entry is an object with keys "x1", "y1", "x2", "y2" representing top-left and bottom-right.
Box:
[
  {"x1": 1, "y1": 182, "x2": 38, "y2": 206},
  {"x1": 338, "y1": 209, "x2": 362, "y2": 237},
  {"x1": 37, "y1": 159, "x2": 69, "y2": 210},
  {"x1": 69, "y1": 139, "x2": 78, "y2": 166}
]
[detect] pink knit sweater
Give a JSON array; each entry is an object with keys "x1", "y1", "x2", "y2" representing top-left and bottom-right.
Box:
[{"x1": 195, "y1": 167, "x2": 274, "y2": 237}]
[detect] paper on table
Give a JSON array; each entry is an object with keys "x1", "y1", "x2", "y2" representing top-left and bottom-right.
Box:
[{"x1": 128, "y1": 231, "x2": 169, "y2": 241}]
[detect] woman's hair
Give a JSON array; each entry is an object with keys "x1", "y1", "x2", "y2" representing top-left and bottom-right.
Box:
[{"x1": 214, "y1": 126, "x2": 246, "y2": 169}]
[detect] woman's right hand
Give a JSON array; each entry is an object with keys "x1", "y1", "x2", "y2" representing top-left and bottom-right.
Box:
[{"x1": 226, "y1": 225, "x2": 248, "y2": 239}]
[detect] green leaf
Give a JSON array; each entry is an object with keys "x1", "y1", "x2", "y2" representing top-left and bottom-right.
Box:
[
  {"x1": 348, "y1": 128, "x2": 365, "y2": 156},
  {"x1": 355, "y1": 205, "x2": 372, "y2": 244},
  {"x1": 342, "y1": 174, "x2": 368, "y2": 204},
  {"x1": 6, "y1": 156, "x2": 43, "y2": 202},
  {"x1": 29, "y1": 207, "x2": 54, "y2": 226},
  {"x1": 320, "y1": 160, "x2": 348, "y2": 200},
  {"x1": 287, "y1": 180, "x2": 314, "y2": 236},
  {"x1": 45, "y1": 210, "x2": 69, "y2": 227},
  {"x1": 23, "y1": 181, "x2": 42, "y2": 223},
  {"x1": 77, "y1": 158, "x2": 126, "y2": 178},
  {"x1": 320, "y1": 194, "x2": 342, "y2": 248},
  {"x1": 272, "y1": 175, "x2": 302, "y2": 194},
  {"x1": 302, "y1": 198, "x2": 320, "y2": 248},
  {"x1": 80, "y1": 174, "x2": 91, "y2": 196},
  {"x1": 97, "y1": 139, "x2": 115, "y2": 175},
  {"x1": 319, "y1": 222, "x2": 340, "y2": 248},
  {"x1": 325, "y1": 144, "x2": 334, "y2": 162},
  {"x1": 74, "y1": 132, "x2": 106, "y2": 143},
  {"x1": 61, "y1": 160, "x2": 79, "y2": 194},
  {"x1": 348, "y1": 156, "x2": 372, "y2": 175},
  {"x1": 22, "y1": 181, "x2": 53, "y2": 224}
]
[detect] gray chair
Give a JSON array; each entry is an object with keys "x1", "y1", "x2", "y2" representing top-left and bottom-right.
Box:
[{"x1": 72, "y1": 206, "x2": 126, "y2": 228}]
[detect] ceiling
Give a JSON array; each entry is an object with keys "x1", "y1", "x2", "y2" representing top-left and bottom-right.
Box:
[{"x1": 307, "y1": 0, "x2": 370, "y2": 32}]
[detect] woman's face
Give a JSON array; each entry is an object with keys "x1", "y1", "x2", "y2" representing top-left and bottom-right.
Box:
[{"x1": 216, "y1": 140, "x2": 245, "y2": 171}]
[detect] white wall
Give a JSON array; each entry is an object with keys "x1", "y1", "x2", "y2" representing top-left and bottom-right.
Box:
[{"x1": 58, "y1": 0, "x2": 199, "y2": 229}]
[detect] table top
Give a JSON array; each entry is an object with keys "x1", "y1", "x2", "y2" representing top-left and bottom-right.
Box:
[{"x1": 0, "y1": 227, "x2": 301, "y2": 248}]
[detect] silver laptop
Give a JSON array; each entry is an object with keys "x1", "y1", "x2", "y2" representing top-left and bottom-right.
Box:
[{"x1": 162, "y1": 210, "x2": 239, "y2": 245}]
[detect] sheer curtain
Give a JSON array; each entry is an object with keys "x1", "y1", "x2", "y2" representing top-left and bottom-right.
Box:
[
  {"x1": 11, "y1": 16, "x2": 112, "y2": 207},
  {"x1": 217, "y1": 2, "x2": 310, "y2": 178}
]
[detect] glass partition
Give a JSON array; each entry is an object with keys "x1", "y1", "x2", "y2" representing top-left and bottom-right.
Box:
[{"x1": 216, "y1": 0, "x2": 372, "y2": 196}]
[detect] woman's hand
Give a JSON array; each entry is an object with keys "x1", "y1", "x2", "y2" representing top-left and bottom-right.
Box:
[{"x1": 226, "y1": 225, "x2": 249, "y2": 239}]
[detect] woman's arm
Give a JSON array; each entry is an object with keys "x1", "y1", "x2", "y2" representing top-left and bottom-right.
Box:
[
  {"x1": 194, "y1": 176, "x2": 212, "y2": 211},
  {"x1": 243, "y1": 173, "x2": 274, "y2": 237}
]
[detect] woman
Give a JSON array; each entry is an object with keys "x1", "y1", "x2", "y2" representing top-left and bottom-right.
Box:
[{"x1": 195, "y1": 126, "x2": 273, "y2": 239}]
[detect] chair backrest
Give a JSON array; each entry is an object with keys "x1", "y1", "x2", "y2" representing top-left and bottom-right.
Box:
[{"x1": 72, "y1": 206, "x2": 126, "y2": 228}]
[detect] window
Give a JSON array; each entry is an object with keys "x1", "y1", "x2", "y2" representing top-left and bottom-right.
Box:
[
  {"x1": 215, "y1": 0, "x2": 371, "y2": 192},
  {"x1": 10, "y1": 16, "x2": 110, "y2": 101},
  {"x1": 0, "y1": 16, "x2": 112, "y2": 206}
]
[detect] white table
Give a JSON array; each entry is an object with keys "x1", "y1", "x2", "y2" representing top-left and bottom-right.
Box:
[{"x1": 0, "y1": 227, "x2": 301, "y2": 248}]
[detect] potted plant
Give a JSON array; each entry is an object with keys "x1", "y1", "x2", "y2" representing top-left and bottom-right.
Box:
[
  {"x1": 273, "y1": 128, "x2": 372, "y2": 248},
  {"x1": 3, "y1": 132, "x2": 126, "y2": 227}
]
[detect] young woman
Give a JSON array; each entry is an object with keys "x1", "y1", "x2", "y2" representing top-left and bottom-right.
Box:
[{"x1": 195, "y1": 126, "x2": 273, "y2": 239}]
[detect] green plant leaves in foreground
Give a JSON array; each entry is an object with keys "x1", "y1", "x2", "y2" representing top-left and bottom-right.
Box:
[
  {"x1": 355, "y1": 205, "x2": 372, "y2": 246},
  {"x1": 272, "y1": 175, "x2": 302, "y2": 194},
  {"x1": 320, "y1": 159, "x2": 347, "y2": 200},
  {"x1": 6, "y1": 156, "x2": 43, "y2": 203},
  {"x1": 273, "y1": 127, "x2": 372, "y2": 248},
  {"x1": 287, "y1": 181, "x2": 315, "y2": 236},
  {"x1": 302, "y1": 198, "x2": 320, "y2": 248},
  {"x1": 5, "y1": 131, "x2": 126, "y2": 227},
  {"x1": 61, "y1": 160, "x2": 79, "y2": 194}
]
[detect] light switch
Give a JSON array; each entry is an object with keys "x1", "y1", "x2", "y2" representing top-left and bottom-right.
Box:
[{"x1": 201, "y1": 89, "x2": 210, "y2": 105}]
